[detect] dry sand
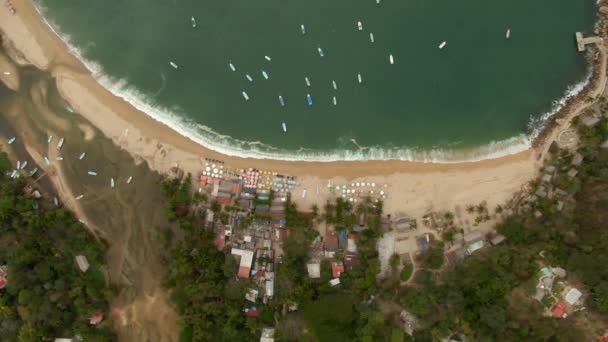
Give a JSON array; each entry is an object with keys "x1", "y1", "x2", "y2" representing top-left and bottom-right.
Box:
[{"x1": 0, "y1": 0, "x2": 558, "y2": 217}]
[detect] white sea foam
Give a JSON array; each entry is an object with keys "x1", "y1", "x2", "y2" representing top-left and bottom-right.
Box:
[{"x1": 32, "y1": 3, "x2": 593, "y2": 163}]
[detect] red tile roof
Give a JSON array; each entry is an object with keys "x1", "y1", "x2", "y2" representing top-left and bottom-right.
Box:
[
  {"x1": 246, "y1": 309, "x2": 260, "y2": 317},
  {"x1": 238, "y1": 266, "x2": 251, "y2": 278},
  {"x1": 325, "y1": 232, "x2": 339, "y2": 246},
  {"x1": 216, "y1": 196, "x2": 231, "y2": 205},
  {"x1": 0, "y1": 277, "x2": 5, "y2": 289},
  {"x1": 332, "y1": 262, "x2": 345, "y2": 278},
  {"x1": 552, "y1": 301, "x2": 567, "y2": 318}
]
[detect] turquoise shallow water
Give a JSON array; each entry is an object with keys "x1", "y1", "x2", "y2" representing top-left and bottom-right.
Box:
[{"x1": 38, "y1": 0, "x2": 597, "y2": 160}]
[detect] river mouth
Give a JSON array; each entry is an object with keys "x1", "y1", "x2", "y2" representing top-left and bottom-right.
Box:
[{"x1": 36, "y1": 0, "x2": 597, "y2": 162}]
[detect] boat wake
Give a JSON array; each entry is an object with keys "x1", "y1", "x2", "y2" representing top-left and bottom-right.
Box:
[{"x1": 33, "y1": 2, "x2": 593, "y2": 163}]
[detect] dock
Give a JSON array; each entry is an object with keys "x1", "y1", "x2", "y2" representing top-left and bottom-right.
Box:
[{"x1": 576, "y1": 32, "x2": 602, "y2": 52}]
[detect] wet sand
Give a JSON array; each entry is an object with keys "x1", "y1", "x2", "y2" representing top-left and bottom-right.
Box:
[{"x1": 0, "y1": 66, "x2": 180, "y2": 340}]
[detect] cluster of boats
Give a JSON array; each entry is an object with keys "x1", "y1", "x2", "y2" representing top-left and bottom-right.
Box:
[{"x1": 167, "y1": 15, "x2": 513, "y2": 133}]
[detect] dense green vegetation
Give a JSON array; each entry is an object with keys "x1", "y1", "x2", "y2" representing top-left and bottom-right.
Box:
[
  {"x1": 389, "y1": 116, "x2": 608, "y2": 340},
  {"x1": 0, "y1": 152, "x2": 114, "y2": 341},
  {"x1": 160, "y1": 176, "x2": 265, "y2": 341}
]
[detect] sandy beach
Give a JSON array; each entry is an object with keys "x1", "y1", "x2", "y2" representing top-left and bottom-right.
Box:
[
  {"x1": 0, "y1": 0, "x2": 560, "y2": 215},
  {"x1": 0, "y1": 0, "x2": 605, "y2": 221}
]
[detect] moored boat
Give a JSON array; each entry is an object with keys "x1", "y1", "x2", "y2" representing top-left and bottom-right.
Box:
[
  {"x1": 245, "y1": 74, "x2": 253, "y2": 82},
  {"x1": 333, "y1": 96, "x2": 337, "y2": 106},
  {"x1": 261, "y1": 70, "x2": 269, "y2": 79},
  {"x1": 282, "y1": 122, "x2": 287, "y2": 132},
  {"x1": 57, "y1": 138, "x2": 65, "y2": 150},
  {"x1": 332, "y1": 80, "x2": 337, "y2": 90},
  {"x1": 357, "y1": 73, "x2": 362, "y2": 84},
  {"x1": 191, "y1": 17, "x2": 196, "y2": 28},
  {"x1": 169, "y1": 61, "x2": 178, "y2": 69},
  {"x1": 506, "y1": 29, "x2": 511, "y2": 39},
  {"x1": 229, "y1": 62, "x2": 236, "y2": 72},
  {"x1": 389, "y1": 54, "x2": 394, "y2": 64},
  {"x1": 279, "y1": 95, "x2": 285, "y2": 107},
  {"x1": 370, "y1": 32, "x2": 375, "y2": 43},
  {"x1": 439, "y1": 41, "x2": 447, "y2": 49},
  {"x1": 265, "y1": 55, "x2": 272, "y2": 61},
  {"x1": 127, "y1": 176, "x2": 133, "y2": 184},
  {"x1": 306, "y1": 94, "x2": 313, "y2": 106},
  {"x1": 7, "y1": 137, "x2": 15, "y2": 145},
  {"x1": 111, "y1": 178, "x2": 115, "y2": 188},
  {"x1": 357, "y1": 21, "x2": 363, "y2": 31},
  {"x1": 301, "y1": 24, "x2": 306, "y2": 34},
  {"x1": 242, "y1": 91, "x2": 250, "y2": 101},
  {"x1": 47, "y1": 135, "x2": 53, "y2": 143},
  {"x1": 318, "y1": 46, "x2": 325, "y2": 57},
  {"x1": 305, "y1": 77, "x2": 311, "y2": 87},
  {"x1": 79, "y1": 152, "x2": 86, "y2": 160}
]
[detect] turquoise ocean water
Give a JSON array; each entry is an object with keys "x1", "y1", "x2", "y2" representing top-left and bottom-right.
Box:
[{"x1": 37, "y1": 0, "x2": 597, "y2": 161}]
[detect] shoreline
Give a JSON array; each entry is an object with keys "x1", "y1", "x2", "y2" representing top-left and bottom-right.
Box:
[
  {"x1": 0, "y1": 0, "x2": 606, "y2": 219},
  {"x1": 23, "y1": 0, "x2": 597, "y2": 164}
]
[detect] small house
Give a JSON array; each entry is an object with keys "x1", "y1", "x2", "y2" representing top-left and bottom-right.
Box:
[
  {"x1": 416, "y1": 233, "x2": 430, "y2": 251},
  {"x1": 325, "y1": 232, "x2": 339, "y2": 252},
  {"x1": 260, "y1": 327, "x2": 276, "y2": 342},
  {"x1": 89, "y1": 312, "x2": 103, "y2": 325},
  {"x1": 307, "y1": 263, "x2": 321, "y2": 279},
  {"x1": 232, "y1": 248, "x2": 255, "y2": 278},
  {"x1": 75, "y1": 255, "x2": 90, "y2": 273},
  {"x1": 565, "y1": 288, "x2": 582, "y2": 305},
  {"x1": 329, "y1": 278, "x2": 341, "y2": 287},
  {"x1": 332, "y1": 261, "x2": 345, "y2": 278},
  {"x1": 552, "y1": 301, "x2": 567, "y2": 318},
  {"x1": 490, "y1": 234, "x2": 506, "y2": 246}
]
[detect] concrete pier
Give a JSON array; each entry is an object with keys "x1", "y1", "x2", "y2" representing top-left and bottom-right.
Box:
[{"x1": 576, "y1": 32, "x2": 602, "y2": 52}]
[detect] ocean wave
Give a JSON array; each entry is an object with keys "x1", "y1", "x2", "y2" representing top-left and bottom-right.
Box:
[{"x1": 33, "y1": 2, "x2": 592, "y2": 163}]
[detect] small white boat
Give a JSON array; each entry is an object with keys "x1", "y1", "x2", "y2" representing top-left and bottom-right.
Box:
[
  {"x1": 377, "y1": 0, "x2": 381, "y2": 3},
  {"x1": 7, "y1": 137, "x2": 15, "y2": 145},
  {"x1": 370, "y1": 33, "x2": 375, "y2": 43},
  {"x1": 79, "y1": 152, "x2": 86, "y2": 160},
  {"x1": 333, "y1": 96, "x2": 337, "y2": 106},
  {"x1": 229, "y1": 62, "x2": 236, "y2": 72},
  {"x1": 16, "y1": 161, "x2": 20, "y2": 169},
  {"x1": 75, "y1": 195, "x2": 84, "y2": 200},
  {"x1": 10, "y1": 170, "x2": 17, "y2": 178},
  {"x1": 439, "y1": 41, "x2": 447, "y2": 49},
  {"x1": 53, "y1": 197, "x2": 59, "y2": 206},
  {"x1": 57, "y1": 138, "x2": 65, "y2": 150},
  {"x1": 2, "y1": 71, "x2": 10, "y2": 76},
  {"x1": 389, "y1": 54, "x2": 394, "y2": 64},
  {"x1": 47, "y1": 135, "x2": 53, "y2": 143},
  {"x1": 88, "y1": 171, "x2": 97, "y2": 176},
  {"x1": 264, "y1": 55, "x2": 272, "y2": 61},
  {"x1": 305, "y1": 77, "x2": 311, "y2": 87},
  {"x1": 56, "y1": 157, "x2": 64, "y2": 161},
  {"x1": 242, "y1": 91, "x2": 250, "y2": 101},
  {"x1": 245, "y1": 74, "x2": 253, "y2": 82},
  {"x1": 30, "y1": 168, "x2": 38, "y2": 176},
  {"x1": 306, "y1": 94, "x2": 313, "y2": 106},
  {"x1": 302, "y1": 189, "x2": 307, "y2": 198},
  {"x1": 357, "y1": 21, "x2": 363, "y2": 31},
  {"x1": 282, "y1": 122, "x2": 287, "y2": 132},
  {"x1": 506, "y1": 29, "x2": 511, "y2": 39},
  {"x1": 20, "y1": 161, "x2": 28, "y2": 169},
  {"x1": 279, "y1": 95, "x2": 285, "y2": 107},
  {"x1": 261, "y1": 70, "x2": 269, "y2": 79},
  {"x1": 110, "y1": 178, "x2": 115, "y2": 188},
  {"x1": 66, "y1": 106, "x2": 74, "y2": 113},
  {"x1": 169, "y1": 61, "x2": 178, "y2": 69},
  {"x1": 126, "y1": 176, "x2": 133, "y2": 184},
  {"x1": 301, "y1": 24, "x2": 306, "y2": 34},
  {"x1": 43, "y1": 156, "x2": 50, "y2": 165},
  {"x1": 357, "y1": 73, "x2": 362, "y2": 84},
  {"x1": 191, "y1": 17, "x2": 196, "y2": 28},
  {"x1": 318, "y1": 46, "x2": 325, "y2": 57},
  {"x1": 332, "y1": 80, "x2": 337, "y2": 90}
]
